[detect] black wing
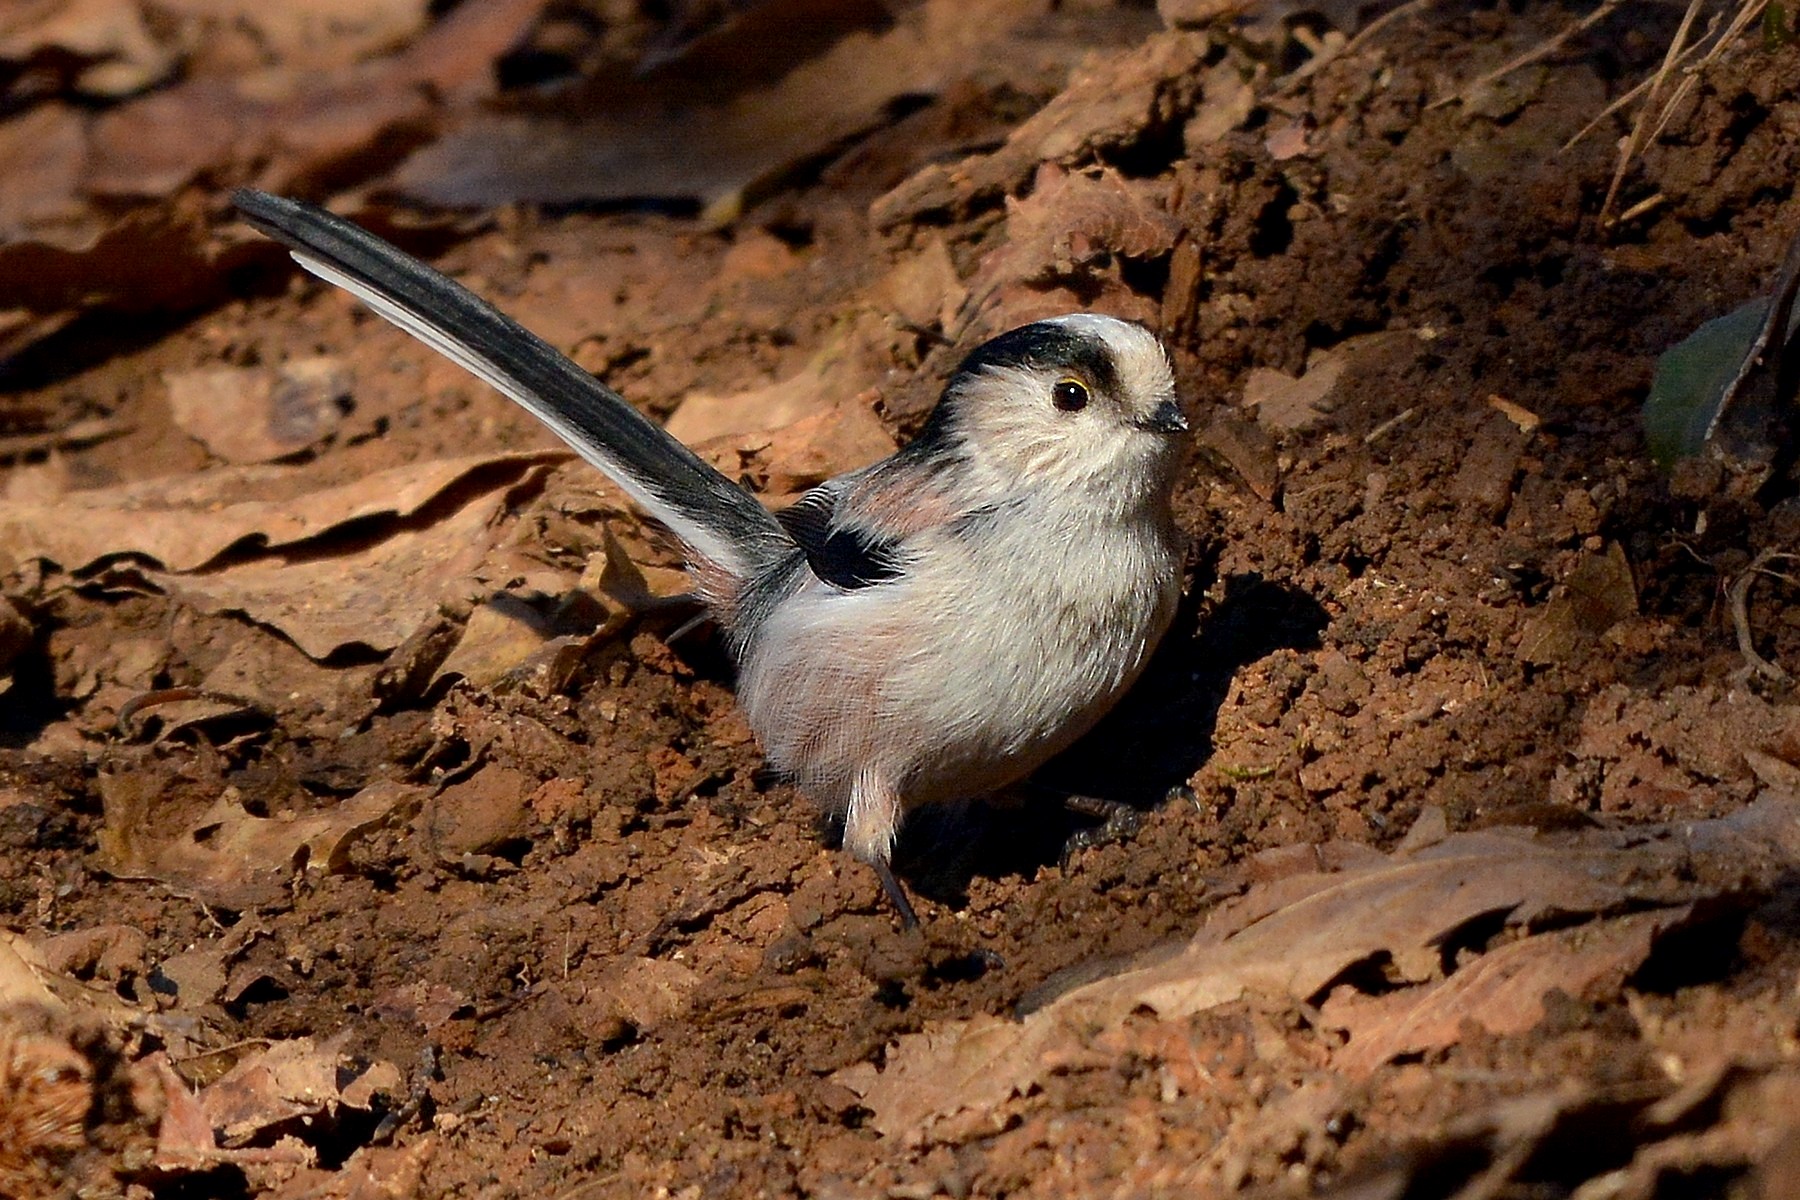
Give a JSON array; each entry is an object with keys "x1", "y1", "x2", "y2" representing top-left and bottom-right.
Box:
[{"x1": 776, "y1": 485, "x2": 906, "y2": 590}]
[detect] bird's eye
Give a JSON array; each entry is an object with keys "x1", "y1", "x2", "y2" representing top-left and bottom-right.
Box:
[{"x1": 1052, "y1": 378, "x2": 1089, "y2": 412}]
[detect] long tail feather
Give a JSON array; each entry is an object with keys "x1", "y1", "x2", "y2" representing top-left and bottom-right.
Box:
[{"x1": 232, "y1": 189, "x2": 790, "y2": 581}]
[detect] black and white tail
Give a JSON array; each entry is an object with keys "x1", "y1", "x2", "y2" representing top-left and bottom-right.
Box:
[{"x1": 232, "y1": 189, "x2": 792, "y2": 583}]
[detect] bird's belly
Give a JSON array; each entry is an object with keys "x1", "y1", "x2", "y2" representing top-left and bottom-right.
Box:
[
  {"x1": 889, "y1": 578, "x2": 1173, "y2": 803},
  {"x1": 736, "y1": 529, "x2": 1178, "y2": 812}
]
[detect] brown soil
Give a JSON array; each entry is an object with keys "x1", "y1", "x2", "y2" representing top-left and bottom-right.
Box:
[{"x1": 5, "y1": 3, "x2": 1800, "y2": 1198}]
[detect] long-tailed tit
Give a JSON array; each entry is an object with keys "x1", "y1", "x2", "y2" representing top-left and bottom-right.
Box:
[{"x1": 233, "y1": 190, "x2": 1189, "y2": 926}]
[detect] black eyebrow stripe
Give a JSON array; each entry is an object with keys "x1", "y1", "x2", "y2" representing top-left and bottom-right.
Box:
[{"x1": 951, "y1": 323, "x2": 1120, "y2": 394}]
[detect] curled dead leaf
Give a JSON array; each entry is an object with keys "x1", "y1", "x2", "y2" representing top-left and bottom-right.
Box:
[
  {"x1": 389, "y1": 0, "x2": 1044, "y2": 214},
  {"x1": 962, "y1": 164, "x2": 1180, "y2": 314},
  {"x1": 1322, "y1": 907, "x2": 1686, "y2": 1076},
  {"x1": 197, "y1": 1034, "x2": 398, "y2": 1149},
  {"x1": 0, "y1": 450, "x2": 563, "y2": 575},
  {"x1": 97, "y1": 775, "x2": 423, "y2": 908},
  {"x1": 155, "y1": 476, "x2": 534, "y2": 660},
  {"x1": 872, "y1": 31, "x2": 1212, "y2": 227},
  {"x1": 1517, "y1": 541, "x2": 1638, "y2": 666},
  {"x1": 836, "y1": 794, "x2": 1800, "y2": 1141}
]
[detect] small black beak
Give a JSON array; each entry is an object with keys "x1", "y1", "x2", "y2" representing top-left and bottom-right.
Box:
[{"x1": 1139, "y1": 399, "x2": 1188, "y2": 434}]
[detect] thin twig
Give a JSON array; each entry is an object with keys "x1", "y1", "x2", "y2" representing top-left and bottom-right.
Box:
[
  {"x1": 1615, "y1": 192, "x2": 1667, "y2": 223},
  {"x1": 1633, "y1": 0, "x2": 1769, "y2": 153},
  {"x1": 1728, "y1": 551, "x2": 1799, "y2": 684},
  {"x1": 1598, "y1": 0, "x2": 1707, "y2": 228},
  {"x1": 1703, "y1": 226, "x2": 1800, "y2": 444},
  {"x1": 1363, "y1": 405, "x2": 1418, "y2": 444},
  {"x1": 1276, "y1": 0, "x2": 1439, "y2": 93},
  {"x1": 1428, "y1": 0, "x2": 1628, "y2": 110},
  {"x1": 1686, "y1": 0, "x2": 1770, "y2": 76},
  {"x1": 1339, "y1": 0, "x2": 1439, "y2": 60},
  {"x1": 1561, "y1": 26, "x2": 1714, "y2": 153}
]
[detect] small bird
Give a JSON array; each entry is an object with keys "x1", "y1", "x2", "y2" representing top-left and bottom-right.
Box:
[{"x1": 233, "y1": 189, "x2": 1189, "y2": 926}]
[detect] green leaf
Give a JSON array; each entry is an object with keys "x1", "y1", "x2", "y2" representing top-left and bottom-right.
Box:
[{"x1": 1643, "y1": 298, "x2": 1770, "y2": 469}]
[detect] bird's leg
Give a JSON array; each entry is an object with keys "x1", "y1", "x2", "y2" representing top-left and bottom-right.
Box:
[
  {"x1": 869, "y1": 857, "x2": 920, "y2": 930},
  {"x1": 847, "y1": 766, "x2": 918, "y2": 928}
]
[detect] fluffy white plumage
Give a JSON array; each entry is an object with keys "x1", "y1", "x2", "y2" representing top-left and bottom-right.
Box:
[
  {"x1": 736, "y1": 316, "x2": 1186, "y2": 869},
  {"x1": 233, "y1": 190, "x2": 1188, "y2": 925}
]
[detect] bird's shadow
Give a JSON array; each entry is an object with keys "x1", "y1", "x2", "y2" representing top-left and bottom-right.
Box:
[{"x1": 894, "y1": 571, "x2": 1329, "y2": 906}]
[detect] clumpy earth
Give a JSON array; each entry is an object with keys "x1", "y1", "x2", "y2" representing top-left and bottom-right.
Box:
[{"x1": 4, "y1": 1, "x2": 1800, "y2": 1197}]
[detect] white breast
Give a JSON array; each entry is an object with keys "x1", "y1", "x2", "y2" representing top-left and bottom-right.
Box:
[{"x1": 734, "y1": 502, "x2": 1181, "y2": 816}]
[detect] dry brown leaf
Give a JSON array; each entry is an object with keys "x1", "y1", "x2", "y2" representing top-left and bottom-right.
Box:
[
  {"x1": 962, "y1": 164, "x2": 1180, "y2": 314},
  {"x1": 1323, "y1": 908, "x2": 1685, "y2": 1076},
  {"x1": 96, "y1": 776, "x2": 423, "y2": 908},
  {"x1": 0, "y1": 0, "x2": 543, "y2": 360},
  {"x1": 0, "y1": 449, "x2": 559, "y2": 575},
  {"x1": 198, "y1": 1035, "x2": 397, "y2": 1148},
  {"x1": 200, "y1": 629, "x2": 374, "y2": 725},
  {"x1": 81, "y1": 0, "x2": 542, "y2": 199},
  {"x1": 266, "y1": 1139, "x2": 435, "y2": 1200},
  {"x1": 831, "y1": 1014, "x2": 1048, "y2": 1141},
  {"x1": 390, "y1": 0, "x2": 1045, "y2": 215},
  {"x1": 667, "y1": 310, "x2": 902, "y2": 487},
  {"x1": 154, "y1": 475, "x2": 530, "y2": 660},
  {"x1": 0, "y1": 0, "x2": 178, "y2": 97},
  {"x1": 144, "y1": 1051, "x2": 217, "y2": 1162},
  {"x1": 1241, "y1": 359, "x2": 1345, "y2": 432},
  {"x1": 0, "y1": 931, "x2": 146, "y2": 1034},
  {"x1": 428, "y1": 594, "x2": 562, "y2": 692},
  {"x1": 150, "y1": 1037, "x2": 411, "y2": 1189},
  {"x1": 696, "y1": 395, "x2": 899, "y2": 504},
  {"x1": 667, "y1": 342, "x2": 876, "y2": 445},
  {"x1": 1518, "y1": 541, "x2": 1639, "y2": 665},
  {"x1": 35, "y1": 925, "x2": 148, "y2": 988},
  {"x1": 872, "y1": 31, "x2": 1212, "y2": 228},
  {"x1": 154, "y1": 922, "x2": 271, "y2": 1013},
  {"x1": 0, "y1": 103, "x2": 88, "y2": 237},
  {"x1": 837, "y1": 795, "x2": 1800, "y2": 1140},
  {"x1": 1242, "y1": 332, "x2": 1428, "y2": 433},
  {"x1": 370, "y1": 982, "x2": 470, "y2": 1032},
  {"x1": 0, "y1": 936, "x2": 62, "y2": 1012},
  {"x1": 578, "y1": 528, "x2": 692, "y2": 619}
]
